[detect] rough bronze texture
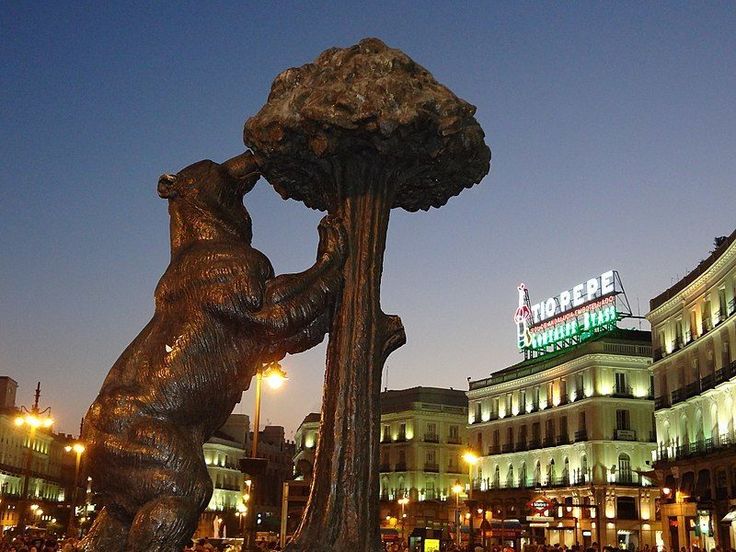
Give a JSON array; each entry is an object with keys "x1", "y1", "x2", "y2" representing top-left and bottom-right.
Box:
[
  {"x1": 79, "y1": 152, "x2": 345, "y2": 552},
  {"x1": 245, "y1": 38, "x2": 490, "y2": 552}
]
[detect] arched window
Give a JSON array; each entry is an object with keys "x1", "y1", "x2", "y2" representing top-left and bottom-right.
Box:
[
  {"x1": 548, "y1": 459, "x2": 556, "y2": 486},
  {"x1": 520, "y1": 461, "x2": 527, "y2": 488},
  {"x1": 618, "y1": 453, "x2": 632, "y2": 483},
  {"x1": 580, "y1": 454, "x2": 588, "y2": 483},
  {"x1": 563, "y1": 457, "x2": 570, "y2": 484},
  {"x1": 493, "y1": 465, "x2": 501, "y2": 488},
  {"x1": 507, "y1": 464, "x2": 515, "y2": 488},
  {"x1": 534, "y1": 460, "x2": 541, "y2": 486}
]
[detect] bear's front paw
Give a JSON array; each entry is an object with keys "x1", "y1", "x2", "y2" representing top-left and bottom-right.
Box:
[{"x1": 317, "y1": 215, "x2": 347, "y2": 264}]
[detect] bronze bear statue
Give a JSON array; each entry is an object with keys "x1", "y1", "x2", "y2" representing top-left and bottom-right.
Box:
[{"x1": 79, "y1": 152, "x2": 345, "y2": 551}]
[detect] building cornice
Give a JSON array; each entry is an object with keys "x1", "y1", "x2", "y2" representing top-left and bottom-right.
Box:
[{"x1": 648, "y1": 233, "x2": 736, "y2": 322}]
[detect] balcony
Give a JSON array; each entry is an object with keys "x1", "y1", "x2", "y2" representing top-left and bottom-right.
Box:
[
  {"x1": 614, "y1": 429, "x2": 637, "y2": 441},
  {"x1": 715, "y1": 359, "x2": 736, "y2": 385},
  {"x1": 395, "y1": 433, "x2": 408, "y2": 443},
  {"x1": 447, "y1": 465, "x2": 463, "y2": 474},
  {"x1": 542, "y1": 437, "x2": 555, "y2": 448},
  {"x1": 424, "y1": 463, "x2": 439, "y2": 473},
  {"x1": 556, "y1": 434, "x2": 570, "y2": 445},
  {"x1": 501, "y1": 443, "x2": 514, "y2": 453},
  {"x1": 574, "y1": 429, "x2": 588, "y2": 442},
  {"x1": 715, "y1": 310, "x2": 726, "y2": 326},
  {"x1": 395, "y1": 462, "x2": 408, "y2": 472},
  {"x1": 515, "y1": 441, "x2": 528, "y2": 452},
  {"x1": 616, "y1": 472, "x2": 641, "y2": 486},
  {"x1": 488, "y1": 445, "x2": 500, "y2": 455},
  {"x1": 528, "y1": 439, "x2": 541, "y2": 449},
  {"x1": 424, "y1": 433, "x2": 439, "y2": 443},
  {"x1": 379, "y1": 463, "x2": 391, "y2": 472},
  {"x1": 612, "y1": 385, "x2": 634, "y2": 398},
  {"x1": 447, "y1": 436, "x2": 462, "y2": 445},
  {"x1": 654, "y1": 395, "x2": 670, "y2": 410},
  {"x1": 381, "y1": 434, "x2": 391, "y2": 443}
]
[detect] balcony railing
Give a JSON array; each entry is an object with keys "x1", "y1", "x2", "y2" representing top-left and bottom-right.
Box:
[
  {"x1": 395, "y1": 433, "x2": 407, "y2": 442},
  {"x1": 501, "y1": 443, "x2": 514, "y2": 453},
  {"x1": 424, "y1": 463, "x2": 439, "y2": 473},
  {"x1": 394, "y1": 462, "x2": 408, "y2": 471},
  {"x1": 515, "y1": 441, "x2": 528, "y2": 452},
  {"x1": 528, "y1": 438, "x2": 541, "y2": 449},
  {"x1": 556, "y1": 434, "x2": 570, "y2": 445},
  {"x1": 379, "y1": 463, "x2": 391, "y2": 472},
  {"x1": 447, "y1": 465, "x2": 463, "y2": 474},
  {"x1": 488, "y1": 445, "x2": 500, "y2": 455},
  {"x1": 730, "y1": 298, "x2": 736, "y2": 316},
  {"x1": 447, "y1": 436, "x2": 462, "y2": 445},
  {"x1": 574, "y1": 429, "x2": 588, "y2": 442},
  {"x1": 613, "y1": 385, "x2": 634, "y2": 398},
  {"x1": 424, "y1": 433, "x2": 439, "y2": 443},
  {"x1": 654, "y1": 395, "x2": 670, "y2": 410},
  {"x1": 542, "y1": 437, "x2": 555, "y2": 448},
  {"x1": 655, "y1": 434, "x2": 736, "y2": 463}
]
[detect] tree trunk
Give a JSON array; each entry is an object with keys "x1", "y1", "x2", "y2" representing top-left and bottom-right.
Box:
[{"x1": 288, "y1": 162, "x2": 406, "y2": 551}]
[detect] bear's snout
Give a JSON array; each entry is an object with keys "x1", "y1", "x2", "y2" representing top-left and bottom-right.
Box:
[{"x1": 158, "y1": 174, "x2": 177, "y2": 199}]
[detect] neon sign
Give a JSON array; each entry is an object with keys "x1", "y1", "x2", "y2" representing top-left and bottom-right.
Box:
[{"x1": 515, "y1": 270, "x2": 628, "y2": 356}]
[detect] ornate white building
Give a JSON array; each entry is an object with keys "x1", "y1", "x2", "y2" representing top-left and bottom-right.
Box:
[
  {"x1": 649, "y1": 230, "x2": 736, "y2": 551},
  {"x1": 467, "y1": 330, "x2": 658, "y2": 549}
]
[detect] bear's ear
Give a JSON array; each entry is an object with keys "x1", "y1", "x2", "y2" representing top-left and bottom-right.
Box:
[{"x1": 223, "y1": 152, "x2": 260, "y2": 196}]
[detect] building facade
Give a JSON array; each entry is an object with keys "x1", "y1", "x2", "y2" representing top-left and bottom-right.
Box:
[
  {"x1": 293, "y1": 387, "x2": 470, "y2": 541},
  {"x1": 195, "y1": 413, "x2": 250, "y2": 539},
  {"x1": 467, "y1": 330, "x2": 659, "y2": 549},
  {"x1": 648, "y1": 230, "x2": 736, "y2": 551},
  {"x1": 0, "y1": 378, "x2": 76, "y2": 533}
]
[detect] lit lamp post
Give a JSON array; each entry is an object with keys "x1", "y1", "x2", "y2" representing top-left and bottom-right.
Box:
[
  {"x1": 398, "y1": 496, "x2": 409, "y2": 541},
  {"x1": 246, "y1": 363, "x2": 287, "y2": 550},
  {"x1": 14, "y1": 382, "x2": 54, "y2": 533},
  {"x1": 452, "y1": 484, "x2": 464, "y2": 547},
  {"x1": 64, "y1": 441, "x2": 86, "y2": 537},
  {"x1": 250, "y1": 362, "x2": 288, "y2": 458},
  {"x1": 462, "y1": 451, "x2": 479, "y2": 547}
]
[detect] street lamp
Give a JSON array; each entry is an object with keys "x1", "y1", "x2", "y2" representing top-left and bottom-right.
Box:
[
  {"x1": 64, "y1": 441, "x2": 86, "y2": 537},
  {"x1": 14, "y1": 382, "x2": 54, "y2": 533},
  {"x1": 452, "y1": 483, "x2": 464, "y2": 546},
  {"x1": 462, "y1": 451, "x2": 479, "y2": 495},
  {"x1": 251, "y1": 362, "x2": 288, "y2": 457},
  {"x1": 398, "y1": 496, "x2": 409, "y2": 541}
]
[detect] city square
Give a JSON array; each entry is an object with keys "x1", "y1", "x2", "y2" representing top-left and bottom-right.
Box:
[{"x1": 1, "y1": 3, "x2": 735, "y2": 552}]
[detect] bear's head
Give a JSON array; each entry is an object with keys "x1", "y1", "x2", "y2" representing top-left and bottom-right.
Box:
[{"x1": 158, "y1": 152, "x2": 260, "y2": 242}]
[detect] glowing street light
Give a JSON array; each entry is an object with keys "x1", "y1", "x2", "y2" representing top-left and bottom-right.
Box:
[
  {"x1": 462, "y1": 450, "x2": 479, "y2": 500},
  {"x1": 15, "y1": 382, "x2": 54, "y2": 533},
  {"x1": 398, "y1": 496, "x2": 410, "y2": 540},
  {"x1": 251, "y1": 362, "x2": 288, "y2": 457},
  {"x1": 64, "y1": 440, "x2": 86, "y2": 536},
  {"x1": 452, "y1": 484, "x2": 464, "y2": 545}
]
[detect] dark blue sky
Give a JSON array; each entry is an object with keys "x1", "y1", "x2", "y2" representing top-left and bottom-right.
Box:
[{"x1": 2, "y1": 2, "x2": 735, "y2": 437}]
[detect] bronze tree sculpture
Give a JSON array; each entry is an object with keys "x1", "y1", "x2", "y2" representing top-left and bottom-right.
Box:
[
  {"x1": 79, "y1": 152, "x2": 345, "y2": 552},
  {"x1": 245, "y1": 38, "x2": 491, "y2": 552}
]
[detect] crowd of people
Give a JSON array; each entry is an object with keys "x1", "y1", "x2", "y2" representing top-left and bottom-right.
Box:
[{"x1": 0, "y1": 535, "x2": 79, "y2": 552}]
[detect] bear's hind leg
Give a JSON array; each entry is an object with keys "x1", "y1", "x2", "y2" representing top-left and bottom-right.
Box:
[
  {"x1": 125, "y1": 496, "x2": 200, "y2": 552},
  {"x1": 77, "y1": 506, "x2": 130, "y2": 552}
]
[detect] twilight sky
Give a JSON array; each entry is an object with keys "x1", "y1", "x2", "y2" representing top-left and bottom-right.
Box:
[{"x1": 1, "y1": 3, "x2": 735, "y2": 439}]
